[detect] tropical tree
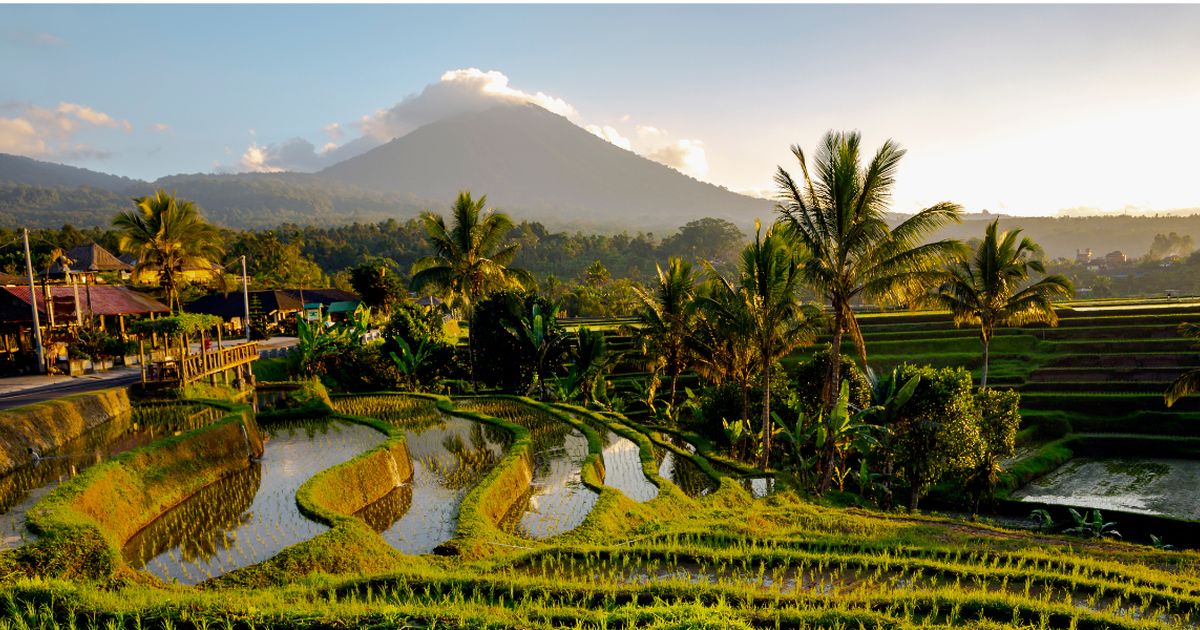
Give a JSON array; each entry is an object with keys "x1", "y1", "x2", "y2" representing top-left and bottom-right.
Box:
[
  {"x1": 503, "y1": 299, "x2": 571, "y2": 399},
  {"x1": 1165, "y1": 323, "x2": 1200, "y2": 407},
  {"x1": 698, "y1": 222, "x2": 821, "y2": 468},
  {"x1": 113, "y1": 190, "x2": 224, "y2": 312},
  {"x1": 774, "y1": 131, "x2": 963, "y2": 407},
  {"x1": 411, "y1": 192, "x2": 531, "y2": 387},
  {"x1": 630, "y1": 257, "x2": 698, "y2": 412},
  {"x1": 930, "y1": 220, "x2": 1073, "y2": 388}
]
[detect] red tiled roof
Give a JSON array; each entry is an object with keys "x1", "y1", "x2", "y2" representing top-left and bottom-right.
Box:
[{"x1": 1, "y1": 285, "x2": 169, "y2": 322}]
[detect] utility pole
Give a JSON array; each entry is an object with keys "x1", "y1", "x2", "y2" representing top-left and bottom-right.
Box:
[
  {"x1": 241, "y1": 255, "x2": 251, "y2": 343},
  {"x1": 22, "y1": 229, "x2": 45, "y2": 374}
]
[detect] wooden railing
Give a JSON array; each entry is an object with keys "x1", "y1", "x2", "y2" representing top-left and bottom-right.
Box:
[{"x1": 143, "y1": 341, "x2": 259, "y2": 387}]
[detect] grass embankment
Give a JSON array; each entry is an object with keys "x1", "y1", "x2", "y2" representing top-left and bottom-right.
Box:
[
  {"x1": 0, "y1": 388, "x2": 131, "y2": 475},
  {"x1": 12, "y1": 407, "x2": 262, "y2": 580}
]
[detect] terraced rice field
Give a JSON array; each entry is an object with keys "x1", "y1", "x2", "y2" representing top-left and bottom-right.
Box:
[
  {"x1": 0, "y1": 403, "x2": 224, "y2": 550},
  {"x1": 124, "y1": 418, "x2": 387, "y2": 584}
]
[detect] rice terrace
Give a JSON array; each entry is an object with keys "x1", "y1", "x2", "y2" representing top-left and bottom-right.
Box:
[{"x1": 4, "y1": 3, "x2": 1200, "y2": 629}]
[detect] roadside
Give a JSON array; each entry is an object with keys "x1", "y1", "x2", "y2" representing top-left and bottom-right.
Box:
[{"x1": 0, "y1": 337, "x2": 298, "y2": 411}]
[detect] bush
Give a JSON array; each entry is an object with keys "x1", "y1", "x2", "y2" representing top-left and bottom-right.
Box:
[
  {"x1": 380, "y1": 300, "x2": 458, "y2": 390},
  {"x1": 788, "y1": 345, "x2": 871, "y2": 416},
  {"x1": 471, "y1": 290, "x2": 565, "y2": 393},
  {"x1": 886, "y1": 363, "x2": 983, "y2": 510}
]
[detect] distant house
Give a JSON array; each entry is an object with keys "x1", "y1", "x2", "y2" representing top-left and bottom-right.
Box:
[
  {"x1": 186, "y1": 288, "x2": 360, "y2": 334},
  {"x1": 46, "y1": 242, "x2": 132, "y2": 283},
  {"x1": 0, "y1": 272, "x2": 25, "y2": 287},
  {"x1": 1104, "y1": 251, "x2": 1127, "y2": 266},
  {"x1": 129, "y1": 257, "x2": 223, "y2": 286},
  {"x1": 1075, "y1": 248, "x2": 1093, "y2": 264}
]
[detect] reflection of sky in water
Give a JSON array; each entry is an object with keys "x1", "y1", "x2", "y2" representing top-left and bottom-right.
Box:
[
  {"x1": 597, "y1": 427, "x2": 658, "y2": 503},
  {"x1": 1013, "y1": 457, "x2": 1200, "y2": 520},
  {"x1": 359, "y1": 416, "x2": 510, "y2": 554},
  {"x1": 518, "y1": 428, "x2": 598, "y2": 539},
  {"x1": 125, "y1": 420, "x2": 386, "y2": 584}
]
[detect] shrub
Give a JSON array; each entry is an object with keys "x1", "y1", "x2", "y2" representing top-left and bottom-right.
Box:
[
  {"x1": 788, "y1": 344, "x2": 871, "y2": 416},
  {"x1": 886, "y1": 363, "x2": 983, "y2": 510}
]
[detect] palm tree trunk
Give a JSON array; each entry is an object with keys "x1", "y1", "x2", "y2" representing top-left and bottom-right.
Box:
[
  {"x1": 760, "y1": 356, "x2": 772, "y2": 470},
  {"x1": 824, "y1": 313, "x2": 844, "y2": 409},
  {"x1": 466, "y1": 310, "x2": 478, "y2": 392},
  {"x1": 981, "y1": 337, "x2": 990, "y2": 389}
]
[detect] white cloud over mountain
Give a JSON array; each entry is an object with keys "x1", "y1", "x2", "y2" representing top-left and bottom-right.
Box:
[
  {"x1": 0, "y1": 101, "x2": 131, "y2": 160},
  {"x1": 234, "y1": 68, "x2": 713, "y2": 180}
]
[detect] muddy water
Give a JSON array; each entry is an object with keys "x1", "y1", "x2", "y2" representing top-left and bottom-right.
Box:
[
  {"x1": 355, "y1": 416, "x2": 511, "y2": 554},
  {"x1": 0, "y1": 403, "x2": 224, "y2": 550},
  {"x1": 124, "y1": 419, "x2": 386, "y2": 584},
  {"x1": 1012, "y1": 457, "x2": 1200, "y2": 520}
]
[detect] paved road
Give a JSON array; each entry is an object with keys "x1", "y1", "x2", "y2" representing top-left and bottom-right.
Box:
[{"x1": 0, "y1": 372, "x2": 140, "y2": 411}]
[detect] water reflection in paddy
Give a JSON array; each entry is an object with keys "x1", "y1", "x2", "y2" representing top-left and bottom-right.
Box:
[
  {"x1": 561, "y1": 410, "x2": 658, "y2": 503},
  {"x1": 0, "y1": 403, "x2": 224, "y2": 550},
  {"x1": 1012, "y1": 457, "x2": 1200, "y2": 520},
  {"x1": 655, "y1": 439, "x2": 718, "y2": 498},
  {"x1": 124, "y1": 419, "x2": 386, "y2": 584},
  {"x1": 355, "y1": 416, "x2": 511, "y2": 554},
  {"x1": 456, "y1": 400, "x2": 600, "y2": 539}
]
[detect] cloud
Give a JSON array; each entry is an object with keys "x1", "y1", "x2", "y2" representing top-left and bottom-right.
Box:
[
  {"x1": 358, "y1": 67, "x2": 578, "y2": 142},
  {"x1": 585, "y1": 124, "x2": 632, "y2": 151},
  {"x1": 226, "y1": 68, "x2": 716, "y2": 181},
  {"x1": 4, "y1": 31, "x2": 64, "y2": 47},
  {"x1": 0, "y1": 101, "x2": 130, "y2": 159},
  {"x1": 648, "y1": 139, "x2": 709, "y2": 179},
  {"x1": 149, "y1": 122, "x2": 171, "y2": 133}
]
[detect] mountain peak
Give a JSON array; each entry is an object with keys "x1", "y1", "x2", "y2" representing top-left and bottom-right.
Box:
[{"x1": 319, "y1": 103, "x2": 769, "y2": 230}]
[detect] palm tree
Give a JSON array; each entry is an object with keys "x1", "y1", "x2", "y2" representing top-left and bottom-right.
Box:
[
  {"x1": 774, "y1": 131, "x2": 964, "y2": 408},
  {"x1": 698, "y1": 222, "x2": 822, "y2": 468},
  {"x1": 931, "y1": 220, "x2": 1073, "y2": 388},
  {"x1": 411, "y1": 192, "x2": 531, "y2": 387},
  {"x1": 1165, "y1": 323, "x2": 1200, "y2": 408},
  {"x1": 113, "y1": 190, "x2": 223, "y2": 312},
  {"x1": 630, "y1": 257, "x2": 698, "y2": 412}
]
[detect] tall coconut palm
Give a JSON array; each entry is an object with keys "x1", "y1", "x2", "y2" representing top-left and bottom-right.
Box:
[
  {"x1": 113, "y1": 190, "x2": 223, "y2": 312},
  {"x1": 931, "y1": 220, "x2": 1073, "y2": 388},
  {"x1": 631, "y1": 257, "x2": 698, "y2": 411},
  {"x1": 774, "y1": 131, "x2": 964, "y2": 408},
  {"x1": 411, "y1": 192, "x2": 531, "y2": 387},
  {"x1": 699, "y1": 222, "x2": 822, "y2": 468},
  {"x1": 1165, "y1": 323, "x2": 1200, "y2": 408}
]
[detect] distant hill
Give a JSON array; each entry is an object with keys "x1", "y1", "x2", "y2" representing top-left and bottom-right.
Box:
[
  {"x1": 319, "y1": 103, "x2": 772, "y2": 231},
  {"x1": 928, "y1": 214, "x2": 1200, "y2": 261},
  {"x1": 0, "y1": 153, "x2": 142, "y2": 192}
]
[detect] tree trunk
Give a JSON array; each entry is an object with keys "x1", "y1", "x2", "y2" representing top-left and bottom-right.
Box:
[
  {"x1": 909, "y1": 486, "x2": 920, "y2": 512},
  {"x1": 760, "y1": 356, "x2": 772, "y2": 470},
  {"x1": 981, "y1": 336, "x2": 990, "y2": 389},
  {"x1": 824, "y1": 320, "x2": 844, "y2": 410},
  {"x1": 466, "y1": 311, "x2": 478, "y2": 392}
]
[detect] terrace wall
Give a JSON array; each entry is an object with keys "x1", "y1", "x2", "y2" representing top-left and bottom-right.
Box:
[{"x1": 0, "y1": 388, "x2": 131, "y2": 476}]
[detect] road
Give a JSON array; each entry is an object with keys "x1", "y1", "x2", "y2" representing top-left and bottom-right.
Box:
[{"x1": 0, "y1": 372, "x2": 140, "y2": 411}]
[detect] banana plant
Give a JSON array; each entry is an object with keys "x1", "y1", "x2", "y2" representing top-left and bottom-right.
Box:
[
  {"x1": 388, "y1": 336, "x2": 431, "y2": 390},
  {"x1": 1064, "y1": 509, "x2": 1121, "y2": 539},
  {"x1": 502, "y1": 300, "x2": 570, "y2": 400}
]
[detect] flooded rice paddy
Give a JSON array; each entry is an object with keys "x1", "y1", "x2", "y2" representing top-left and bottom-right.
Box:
[
  {"x1": 456, "y1": 400, "x2": 600, "y2": 539},
  {"x1": 654, "y1": 439, "x2": 718, "y2": 498},
  {"x1": 356, "y1": 415, "x2": 511, "y2": 553},
  {"x1": 561, "y1": 410, "x2": 658, "y2": 503},
  {"x1": 123, "y1": 418, "x2": 386, "y2": 584},
  {"x1": 1012, "y1": 457, "x2": 1200, "y2": 520},
  {"x1": 0, "y1": 403, "x2": 224, "y2": 550}
]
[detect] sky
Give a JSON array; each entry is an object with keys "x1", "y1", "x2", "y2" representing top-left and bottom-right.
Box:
[{"x1": 2, "y1": 4, "x2": 1199, "y2": 217}]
